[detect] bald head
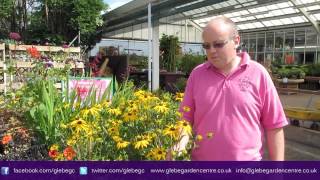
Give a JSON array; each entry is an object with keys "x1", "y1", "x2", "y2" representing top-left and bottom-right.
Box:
[{"x1": 202, "y1": 16, "x2": 238, "y2": 39}]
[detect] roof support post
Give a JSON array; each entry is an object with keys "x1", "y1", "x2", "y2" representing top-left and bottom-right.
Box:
[
  {"x1": 152, "y1": 18, "x2": 160, "y2": 91},
  {"x1": 148, "y1": 2, "x2": 152, "y2": 90}
]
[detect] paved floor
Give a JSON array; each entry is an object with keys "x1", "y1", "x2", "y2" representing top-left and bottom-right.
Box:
[{"x1": 285, "y1": 139, "x2": 320, "y2": 160}]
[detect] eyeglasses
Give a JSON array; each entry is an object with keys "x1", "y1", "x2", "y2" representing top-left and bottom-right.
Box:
[{"x1": 202, "y1": 39, "x2": 232, "y2": 49}]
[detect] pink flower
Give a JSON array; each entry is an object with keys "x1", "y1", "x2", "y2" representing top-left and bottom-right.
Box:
[
  {"x1": 9, "y1": 32, "x2": 21, "y2": 41},
  {"x1": 62, "y1": 44, "x2": 69, "y2": 48}
]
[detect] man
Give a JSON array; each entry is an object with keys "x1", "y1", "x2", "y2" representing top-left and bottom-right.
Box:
[{"x1": 179, "y1": 16, "x2": 288, "y2": 161}]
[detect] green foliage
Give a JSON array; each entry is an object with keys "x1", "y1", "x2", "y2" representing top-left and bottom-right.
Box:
[
  {"x1": 0, "y1": 0, "x2": 14, "y2": 18},
  {"x1": 0, "y1": 0, "x2": 14, "y2": 38},
  {"x1": 175, "y1": 77, "x2": 188, "y2": 92},
  {"x1": 129, "y1": 54, "x2": 148, "y2": 69},
  {"x1": 0, "y1": 0, "x2": 107, "y2": 46},
  {"x1": 276, "y1": 65, "x2": 306, "y2": 79},
  {"x1": 160, "y1": 34, "x2": 181, "y2": 72},
  {"x1": 27, "y1": 80, "x2": 60, "y2": 145},
  {"x1": 177, "y1": 54, "x2": 205, "y2": 75},
  {"x1": 70, "y1": 0, "x2": 107, "y2": 44},
  {"x1": 306, "y1": 64, "x2": 320, "y2": 76}
]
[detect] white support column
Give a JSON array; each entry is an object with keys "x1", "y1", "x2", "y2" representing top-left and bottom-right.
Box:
[
  {"x1": 147, "y1": 2, "x2": 152, "y2": 90},
  {"x1": 152, "y1": 18, "x2": 160, "y2": 91}
]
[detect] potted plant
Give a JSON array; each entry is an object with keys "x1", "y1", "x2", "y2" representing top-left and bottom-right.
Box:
[
  {"x1": 159, "y1": 34, "x2": 184, "y2": 92},
  {"x1": 275, "y1": 65, "x2": 305, "y2": 90}
]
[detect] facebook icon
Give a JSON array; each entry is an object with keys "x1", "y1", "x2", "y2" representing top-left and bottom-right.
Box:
[{"x1": 1, "y1": 167, "x2": 9, "y2": 175}]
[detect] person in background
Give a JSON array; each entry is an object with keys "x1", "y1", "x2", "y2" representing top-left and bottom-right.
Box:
[{"x1": 177, "y1": 16, "x2": 288, "y2": 161}]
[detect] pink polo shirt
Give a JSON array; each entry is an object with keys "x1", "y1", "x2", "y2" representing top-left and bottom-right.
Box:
[{"x1": 180, "y1": 52, "x2": 288, "y2": 161}]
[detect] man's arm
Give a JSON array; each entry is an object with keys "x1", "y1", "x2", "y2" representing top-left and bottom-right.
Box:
[
  {"x1": 266, "y1": 127, "x2": 285, "y2": 161},
  {"x1": 166, "y1": 130, "x2": 190, "y2": 160},
  {"x1": 98, "y1": 58, "x2": 109, "y2": 76}
]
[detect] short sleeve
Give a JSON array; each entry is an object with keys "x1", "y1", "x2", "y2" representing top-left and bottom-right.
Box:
[{"x1": 260, "y1": 75, "x2": 289, "y2": 130}]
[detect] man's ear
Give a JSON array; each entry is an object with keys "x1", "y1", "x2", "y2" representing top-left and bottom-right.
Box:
[{"x1": 233, "y1": 35, "x2": 240, "y2": 49}]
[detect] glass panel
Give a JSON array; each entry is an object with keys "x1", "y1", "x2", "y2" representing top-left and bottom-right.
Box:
[
  {"x1": 257, "y1": 33, "x2": 265, "y2": 52},
  {"x1": 248, "y1": 52, "x2": 256, "y2": 61},
  {"x1": 294, "y1": 52, "x2": 304, "y2": 64},
  {"x1": 306, "y1": 28, "x2": 317, "y2": 46},
  {"x1": 305, "y1": 52, "x2": 315, "y2": 64},
  {"x1": 257, "y1": 53, "x2": 264, "y2": 63},
  {"x1": 248, "y1": 34, "x2": 256, "y2": 54},
  {"x1": 285, "y1": 30, "x2": 294, "y2": 50},
  {"x1": 274, "y1": 52, "x2": 284, "y2": 64},
  {"x1": 266, "y1": 52, "x2": 273, "y2": 62},
  {"x1": 240, "y1": 34, "x2": 249, "y2": 52},
  {"x1": 266, "y1": 32, "x2": 274, "y2": 52},
  {"x1": 295, "y1": 29, "x2": 305, "y2": 47},
  {"x1": 275, "y1": 32, "x2": 284, "y2": 51}
]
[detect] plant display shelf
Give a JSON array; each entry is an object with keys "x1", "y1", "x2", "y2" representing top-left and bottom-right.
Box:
[
  {"x1": 0, "y1": 44, "x2": 83, "y2": 92},
  {"x1": 8, "y1": 44, "x2": 80, "y2": 54}
]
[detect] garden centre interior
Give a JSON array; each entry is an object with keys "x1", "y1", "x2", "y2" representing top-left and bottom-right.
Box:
[{"x1": 0, "y1": 0, "x2": 320, "y2": 161}]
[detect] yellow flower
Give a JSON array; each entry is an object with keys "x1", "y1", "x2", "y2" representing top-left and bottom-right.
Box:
[
  {"x1": 183, "y1": 106, "x2": 191, "y2": 112},
  {"x1": 60, "y1": 123, "x2": 67, "y2": 129},
  {"x1": 134, "y1": 140, "x2": 149, "y2": 149},
  {"x1": 177, "y1": 120, "x2": 192, "y2": 136},
  {"x1": 69, "y1": 118, "x2": 90, "y2": 133},
  {"x1": 116, "y1": 140, "x2": 130, "y2": 149},
  {"x1": 176, "y1": 112, "x2": 182, "y2": 118},
  {"x1": 154, "y1": 105, "x2": 169, "y2": 114},
  {"x1": 196, "y1": 134, "x2": 203, "y2": 141},
  {"x1": 54, "y1": 153, "x2": 64, "y2": 161},
  {"x1": 123, "y1": 112, "x2": 137, "y2": 121},
  {"x1": 107, "y1": 108, "x2": 122, "y2": 116},
  {"x1": 107, "y1": 127, "x2": 119, "y2": 136},
  {"x1": 50, "y1": 144, "x2": 59, "y2": 151},
  {"x1": 163, "y1": 125, "x2": 179, "y2": 139},
  {"x1": 207, "y1": 132, "x2": 214, "y2": 139},
  {"x1": 67, "y1": 138, "x2": 77, "y2": 146},
  {"x1": 80, "y1": 106, "x2": 101, "y2": 119},
  {"x1": 147, "y1": 147, "x2": 166, "y2": 160},
  {"x1": 102, "y1": 100, "x2": 111, "y2": 108},
  {"x1": 134, "y1": 90, "x2": 147, "y2": 97},
  {"x1": 175, "y1": 93, "x2": 184, "y2": 102},
  {"x1": 134, "y1": 136, "x2": 150, "y2": 149},
  {"x1": 63, "y1": 103, "x2": 70, "y2": 109},
  {"x1": 74, "y1": 102, "x2": 81, "y2": 109},
  {"x1": 112, "y1": 135, "x2": 122, "y2": 142},
  {"x1": 89, "y1": 106, "x2": 100, "y2": 117},
  {"x1": 110, "y1": 120, "x2": 122, "y2": 127}
]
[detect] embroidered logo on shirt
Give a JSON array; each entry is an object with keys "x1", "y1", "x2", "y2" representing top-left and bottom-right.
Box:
[{"x1": 238, "y1": 76, "x2": 251, "y2": 91}]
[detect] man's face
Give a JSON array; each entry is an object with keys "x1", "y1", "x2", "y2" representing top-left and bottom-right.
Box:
[{"x1": 202, "y1": 25, "x2": 240, "y2": 70}]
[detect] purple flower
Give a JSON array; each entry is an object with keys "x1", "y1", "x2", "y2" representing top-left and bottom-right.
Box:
[
  {"x1": 44, "y1": 61, "x2": 54, "y2": 68},
  {"x1": 62, "y1": 44, "x2": 69, "y2": 48},
  {"x1": 9, "y1": 32, "x2": 21, "y2": 41},
  {"x1": 41, "y1": 55, "x2": 49, "y2": 62}
]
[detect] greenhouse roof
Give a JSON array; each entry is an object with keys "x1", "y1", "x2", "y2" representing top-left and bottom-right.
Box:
[{"x1": 102, "y1": 0, "x2": 320, "y2": 34}]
